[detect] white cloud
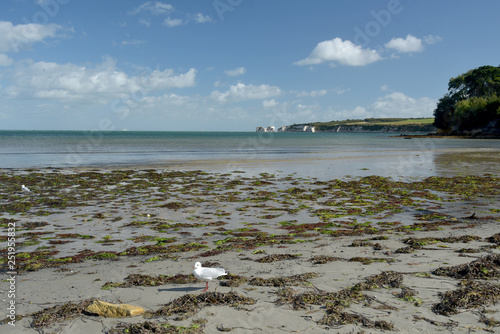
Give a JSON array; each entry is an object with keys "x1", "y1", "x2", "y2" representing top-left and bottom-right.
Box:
[
  {"x1": 211, "y1": 83, "x2": 281, "y2": 102},
  {"x1": 4, "y1": 57, "x2": 196, "y2": 101},
  {"x1": 295, "y1": 37, "x2": 383, "y2": 67},
  {"x1": 262, "y1": 99, "x2": 278, "y2": 108},
  {"x1": 163, "y1": 17, "x2": 184, "y2": 27},
  {"x1": 224, "y1": 67, "x2": 246, "y2": 77},
  {"x1": 129, "y1": 1, "x2": 173, "y2": 15},
  {"x1": 193, "y1": 13, "x2": 213, "y2": 23},
  {"x1": 297, "y1": 89, "x2": 327, "y2": 98},
  {"x1": 325, "y1": 106, "x2": 371, "y2": 121},
  {"x1": 423, "y1": 34, "x2": 443, "y2": 45},
  {"x1": 321, "y1": 93, "x2": 436, "y2": 123},
  {"x1": 0, "y1": 21, "x2": 62, "y2": 53},
  {"x1": 334, "y1": 88, "x2": 349, "y2": 95},
  {"x1": 380, "y1": 84, "x2": 388, "y2": 91},
  {"x1": 0, "y1": 53, "x2": 13, "y2": 66},
  {"x1": 385, "y1": 34, "x2": 423, "y2": 53},
  {"x1": 139, "y1": 19, "x2": 151, "y2": 26},
  {"x1": 370, "y1": 92, "x2": 436, "y2": 117}
]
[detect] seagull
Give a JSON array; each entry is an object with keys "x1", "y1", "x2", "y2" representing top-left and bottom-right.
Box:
[
  {"x1": 193, "y1": 262, "x2": 227, "y2": 292},
  {"x1": 21, "y1": 185, "x2": 30, "y2": 193}
]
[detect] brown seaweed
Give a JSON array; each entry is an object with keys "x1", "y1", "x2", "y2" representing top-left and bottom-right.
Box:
[
  {"x1": 432, "y1": 280, "x2": 500, "y2": 315},
  {"x1": 432, "y1": 254, "x2": 500, "y2": 279}
]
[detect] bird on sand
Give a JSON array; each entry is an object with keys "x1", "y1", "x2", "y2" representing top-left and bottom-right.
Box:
[
  {"x1": 193, "y1": 262, "x2": 227, "y2": 292},
  {"x1": 22, "y1": 185, "x2": 30, "y2": 193}
]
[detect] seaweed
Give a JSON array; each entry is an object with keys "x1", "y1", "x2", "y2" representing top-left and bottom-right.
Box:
[
  {"x1": 432, "y1": 254, "x2": 500, "y2": 279},
  {"x1": 487, "y1": 232, "x2": 500, "y2": 244},
  {"x1": 318, "y1": 307, "x2": 394, "y2": 330},
  {"x1": 152, "y1": 292, "x2": 256, "y2": 320},
  {"x1": 397, "y1": 287, "x2": 422, "y2": 306},
  {"x1": 159, "y1": 202, "x2": 185, "y2": 210},
  {"x1": 352, "y1": 271, "x2": 404, "y2": 291},
  {"x1": 103, "y1": 273, "x2": 197, "y2": 289},
  {"x1": 255, "y1": 253, "x2": 301, "y2": 263},
  {"x1": 432, "y1": 280, "x2": 500, "y2": 315},
  {"x1": 108, "y1": 321, "x2": 205, "y2": 334},
  {"x1": 309, "y1": 255, "x2": 339, "y2": 264},
  {"x1": 348, "y1": 257, "x2": 395, "y2": 265},
  {"x1": 275, "y1": 287, "x2": 367, "y2": 311},
  {"x1": 219, "y1": 273, "x2": 249, "y2": 287},
  {"x1": 30, "y1": 299, "x2": 94, "y2": 328},
  {"x1": 249, "y1": 272, "x2": 319, "y2": 287},
  {"x1": 21, "y1": 221, "x2": 49, "y2": 229}
]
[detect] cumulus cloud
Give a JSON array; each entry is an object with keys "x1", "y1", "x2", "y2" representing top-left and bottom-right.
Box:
[
  {"x1": 0, "y1": 21, "x2": 62, "y2": 53},
  {"x1": 423, "y1": 34, "x2": 443, "y2": 45},
  {"x1": 224, "y1": 67, "x2": 246, "y2": 77},
  {"x1": 325, "y1": 106, "x2": 371, "y2": 121},
  {"x1": 4, "y1": 57, "x2": 196, "y2": 101},
  {"x1": 163, "y1": 17, "x2": 184, "y2": 27},
  {"x1": 0, "y1": 53, "x2": 13, "y2": 66},
  {"x1": 295, "y1": 37, "x2": 383, "y2": 67},
  {"x1": 370, "y1": 92, "x2": 436, "y2": 117},
  {"x1": 321, "y1": 92, "x2": 435, "y2": 123},
  {"x1": 297, "y1": 89, "x2": 327, "y2": 98},
  {"x1": 385, "y1": 34, "x2": 423, "y2": 53},
  {"x1": 262, "y1": 99, "x2": 278, "y2": 108},
  {"x1": 193, "y1": 13, "x2": 213, "y2": 23},
  {"x1": 129, "y1": 1, "x2": 173, "y2": 15},
  {"x1": 129, "y1": 2, "x2": 211, "y2": 27},
  {"x1": 211, "y1": 83, "x2": 281, "y2": 102}
]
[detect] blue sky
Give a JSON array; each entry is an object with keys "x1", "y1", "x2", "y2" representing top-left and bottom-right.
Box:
[{"x1": 0, "y1": 0, "x2": 499, "y2": 131}]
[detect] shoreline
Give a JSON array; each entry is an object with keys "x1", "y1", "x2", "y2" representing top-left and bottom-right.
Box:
[
  {"x1": 0, "y1": 168, "x2": 499, "y2": 333},
  {"x1": 391, "y1": 133, "x2": 500, "y2": 139}
]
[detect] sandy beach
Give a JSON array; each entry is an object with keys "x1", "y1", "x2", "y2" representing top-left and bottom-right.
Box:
[{"x1": 1, "y1": 167, "x2": 499, "y2": 333}]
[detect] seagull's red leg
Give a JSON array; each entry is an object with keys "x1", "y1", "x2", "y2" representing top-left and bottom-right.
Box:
[{"x1": 203, "y1": 282, "x2": 209, "y2": 292}]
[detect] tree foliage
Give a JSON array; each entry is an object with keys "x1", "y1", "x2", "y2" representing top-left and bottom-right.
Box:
[{"x1": 433, "y1": 65, "x2": 500, "y2": 132}]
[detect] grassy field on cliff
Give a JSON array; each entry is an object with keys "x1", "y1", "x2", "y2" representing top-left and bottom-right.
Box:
[{"x1": 303, "y1": 118, "x2": 435, "y2": 132}]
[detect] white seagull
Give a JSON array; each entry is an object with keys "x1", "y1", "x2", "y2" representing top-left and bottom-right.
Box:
[
  {"x1": 193, "y1": 262, "x2": 227, "y2": 292},
  {"x1": 22, "y1": 185, "x2": 31, "y2": 193}
]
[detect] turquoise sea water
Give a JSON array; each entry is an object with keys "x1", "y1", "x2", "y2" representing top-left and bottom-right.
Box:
[{"x1": 0, "y1": 130, "x2": 499, "y2": 179}]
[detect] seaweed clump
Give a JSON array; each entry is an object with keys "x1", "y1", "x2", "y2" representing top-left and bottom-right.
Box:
[
  {"x1": 250, "y1": 272, "x2": 319, "y2": 287},
  {"x1": 487, "y1": 232, "x2": 500, "y2": 245},
  {"x1": 309, "y1": 255, "x2": 339, "y2": 264},
  {"x1": 103, "y1": 274, "x2": 197, "y2": 289},
  {"x1": 432, "y1": 254, "x2": 500, "y2": 279},
  {"x1": 276, "y1": 271, "x2": 401, "y2": 330},
  {"x1": 220, "y1": 272, "x2": 319, "y2": 288},
  {"x1": 30, "y1": 299, "x2": 94, "y2": 329},
  {"x1": 352, "y1": 271, "x2": 403, "y2": 291},
  {"x1": 432, "y1": 280, "x2": 500, "y2": 315},
  {"x1": 318, "y1": 307, "x2": 394, "y2": 330},
  {"x1": 108, "y1": 320, "x2": 205, "y2": 334},
  {"x1": 152, "y1": 292, "x2": 256, "y2": 320},
  {"x1": 256, "y1": 253, "x2": 301, "y2": 263}
]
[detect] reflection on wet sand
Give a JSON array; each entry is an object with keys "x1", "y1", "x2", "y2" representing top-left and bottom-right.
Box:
[{"x1": 434, "y1": 149, "x2": 500, "y2": 176}]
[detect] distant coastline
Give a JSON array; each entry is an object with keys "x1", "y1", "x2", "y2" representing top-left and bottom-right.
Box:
[
  {"x1": 257, "y1": 118, "x2": 436, "y2": 134},
  {"x1": 257, "y1": 117, "x2": 500, "y2": 138}
]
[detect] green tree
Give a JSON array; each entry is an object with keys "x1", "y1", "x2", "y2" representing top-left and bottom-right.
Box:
[
  {"x1": 448, "y1": 66, "x2": 500, "y2": 99},
  {"x1": 433, "y1": 93, "x2": 458, "y2": 130},
  {"x1": 434, "y1": 65, "x2": 500, "y2": 131},
  {"x1": 454, "y1": 95, "x2": 500, "y2": 130}
]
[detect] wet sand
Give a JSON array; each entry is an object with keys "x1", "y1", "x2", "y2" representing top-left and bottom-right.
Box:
[{"x1": 0, "y1": 165, "x2": 499, "y2": 333}]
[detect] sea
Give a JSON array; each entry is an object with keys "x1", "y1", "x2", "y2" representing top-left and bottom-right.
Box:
[{"x1": 1, "y1": 130, "x2": 499, "y2": 180}]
